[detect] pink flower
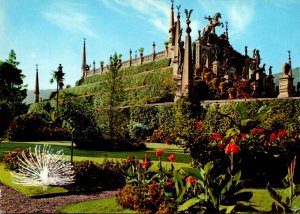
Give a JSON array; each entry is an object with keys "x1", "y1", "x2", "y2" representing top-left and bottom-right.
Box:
[{"x1": 166, "y1": 181, "x2": 174, "y2": 185}]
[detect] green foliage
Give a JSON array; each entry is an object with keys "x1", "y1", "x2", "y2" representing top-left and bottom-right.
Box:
[
  {"x1": 0, "y1": 51, "x2": 27, "y2": 137},
  {"x1": 60, "y1": 98, "x2": 103, "y2": 149},
  {"x1": 127, "y1": 121, "x2": 150, "y2": 143},
  {"x1": 267, "y1": 157, "x2": 300, "y2": 213},
  {"x1": 67, "y1": 159, "x2": 125, "y2": 192},
  {"x1": 75, "y1": 58, "x2": 170, "y2": 86}
]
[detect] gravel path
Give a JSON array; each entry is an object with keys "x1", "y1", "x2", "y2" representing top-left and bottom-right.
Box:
[{"x1": 0, "y1": 183, "x2": 119, "y2": 213}]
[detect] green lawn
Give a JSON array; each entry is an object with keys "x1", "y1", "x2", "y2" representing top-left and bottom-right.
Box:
[
  {"x1": 56, "y1": 197, "x2": 136, "y2": 213},
  {"x1": 0, "y1": 141, "x2": 191, "y2": 197},
  {"x1": 0, "y1": 141, "x2": 192, "y2": 164},
  {"x1": 0, "y1": 141, "x2": 278, "y2": 213},
  {"x1": 57, "y1": 190, "x2": 275, "y2": 213}
]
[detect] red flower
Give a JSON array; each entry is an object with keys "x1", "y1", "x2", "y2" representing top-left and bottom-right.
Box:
[
  {"x1": 264, "y1": 141, "x2": 269, "y2": 145},
  {"x1": 217, "y1": 143, "x2": 223, "y2": 149},
  {"x1": 210, "y1": 133, "x2": 222, "y2": 141},
  {"x1": 59, "y1": 99, "x2": 65, "y2": 106},
  {"x1": 225, "y1": 142, "x2": 240, "y2": 154},
  {"x1": 165, "y1": 138, "x2": 171, "y2": 145},
  {"x1": 141, "y1": 159, "x2": 150, "y2": 170},
  {"x1": 195, "y1": 120, "x2": 202, "y2": 129},
  {"x1": 241, "y1": 133, "x2": 247, "y2": 140},
  {"x1": 185, "y1": 176, "x2": 197, "y2": 184},
  {"x1": 270, "y1": 132, "x2": 277, "y2": 141},
  {"x1": 251, "y1": 127, "x2": 264, "y2": 135},
  {"x1": 168, "y1": 154, "x2": 176, "y2": 162},
  {"x1": 278, "y1": 129, "x2": 287, "y2": 139},
  {"x1": 155, "y1": 149, "x2": 164, "y2": 157},
  {"x1": 166, "y1": 181, "x2": 174, "y2": 185}
]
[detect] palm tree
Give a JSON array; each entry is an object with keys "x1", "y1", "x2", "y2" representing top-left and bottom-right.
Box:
[{"x1": 50, "y1": 64, "x2": 65, "y2": 111}]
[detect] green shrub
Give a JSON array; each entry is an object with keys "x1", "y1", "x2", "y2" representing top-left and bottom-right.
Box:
[
  {"x1": 67, "y1": 159, "x2": 125, "y2": 192},
  {"x1": 127, "y1": 121, "x2": 150, "y2": 143},
  {"x1": 60, "y1": 98, "x2": 104, "y2": 149}
]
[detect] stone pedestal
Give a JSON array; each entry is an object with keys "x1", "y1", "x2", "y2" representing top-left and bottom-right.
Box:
[{"x1": 277, "y1": 75, "x2": 293, "y2": 98}]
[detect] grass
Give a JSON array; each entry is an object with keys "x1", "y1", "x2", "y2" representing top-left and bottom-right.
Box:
[
  {"x1": 57, "y1": 190, "x2": 275, "y2": 213},
  {"x1": 56, "y1": 197, "x2": 136, "y2": 214},
  {"x1": 0, "y1": 141, "x2": 191, "y2": 197},
  {"x1": 0, "y1": 140, "x2": 279, "y2": 213},
  {"x1": 0, "y1": 141, "x2": 192, "y2": 165}
]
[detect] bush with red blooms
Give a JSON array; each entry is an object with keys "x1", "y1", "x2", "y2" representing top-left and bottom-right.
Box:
[
  {"x1": 187, "y1": 125, "x2": 300, "y2": 187},
  {"x1": 3, "y1": 147, "x2": 31, "y2": 171}
]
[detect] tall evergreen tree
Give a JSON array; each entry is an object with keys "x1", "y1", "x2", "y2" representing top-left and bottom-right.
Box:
[{"x1": 0, "y1": 50, "x2": 27, "y2": 137}]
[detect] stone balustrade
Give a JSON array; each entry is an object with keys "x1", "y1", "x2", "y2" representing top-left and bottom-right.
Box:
[{"x1": 85, "y1": 50, "x2": 167, "y2": 77}]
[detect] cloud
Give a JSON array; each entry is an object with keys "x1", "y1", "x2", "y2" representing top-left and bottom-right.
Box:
[
  {"x1": 100, "y1": 0, "x2": 170, "y2": 35},
  {"x1": 43, "y1": 2, "x2": 96, "y2": 37}
]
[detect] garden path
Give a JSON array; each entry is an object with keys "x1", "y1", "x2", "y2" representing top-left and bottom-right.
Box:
[{"x1": 0, "y1": 182, "x2": 118, "y2": 213}]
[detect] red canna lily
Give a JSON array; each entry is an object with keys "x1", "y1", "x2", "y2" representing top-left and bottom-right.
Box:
[
  {"x1": 225, "y1": 141, "x2": 240, "y2": 154},
  {"x1": 168, "y1": 154, "x2": 176, "y2": 162},
  {"x1": 185, "y1": 176, "x2": 197, "y2": 184},
  {"x1": 155, "y1": 149, "x2": 164, "y2": 157}
]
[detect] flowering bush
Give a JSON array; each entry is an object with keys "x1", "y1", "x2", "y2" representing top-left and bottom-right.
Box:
[
  {"x1": 3, "y1": 148, "x2": 30, "y2": 171},
  {"x1": 117, "y1": 146, "x2": 253, "y2": 213},
  {"x1": 188, "y1": 126, "x2": 300, "y2": 187}
]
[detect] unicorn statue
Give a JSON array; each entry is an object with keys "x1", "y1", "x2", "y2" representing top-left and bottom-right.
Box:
[{"x1": 202, "y1": 12, "x2": 223, "y2": 36}]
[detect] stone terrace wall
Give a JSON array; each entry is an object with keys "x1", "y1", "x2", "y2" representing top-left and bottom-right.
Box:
[{"x1": 86, "y1": 50, "x2": 167, "y2": 77}]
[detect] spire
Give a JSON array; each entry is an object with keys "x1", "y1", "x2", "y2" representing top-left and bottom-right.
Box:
[
  {"x1": 82, "y1": 38, "x2": 86, "y2": 78},
  {"x1": 288, "y1": 50, "x2": 292, "y2": 76},
  {"x1": 181, "y1": 9, "x2": 193, "y2": 97},
  {"x1": 173, "y1": 5, "x2": 181, "y2": 62},
  {"x1": 169, "y1": 0, "x2": 175, "y2": 45},
  {"x1": 34, "y1": 64, "x2": 40, "y2": 103},
  {"x1": 225, "y1": 21, "x2": 228, "y2": 39}
]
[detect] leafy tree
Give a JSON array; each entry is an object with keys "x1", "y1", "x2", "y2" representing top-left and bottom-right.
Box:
[
  {"x1": 99, "y1": 53, "x2": 128, "y2": 146},
  {"x1": 6, "y1": 49, "x2": 20, "y2": 68},
  {"x1": 50, "y1": 67, "x2": 65, "y2": 90},
  {"x1": 0, "y1": 50, "x2": 27, "y2": 137}
]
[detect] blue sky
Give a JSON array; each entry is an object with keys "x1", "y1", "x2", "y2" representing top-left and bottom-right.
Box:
[{"x1": 1, "y1": 0, "x2": 300, "y2": 90}]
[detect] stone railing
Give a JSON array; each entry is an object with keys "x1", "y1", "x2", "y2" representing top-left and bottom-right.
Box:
[{"x1": 85, "y1": 50, "x2": 167, "y2": 77}]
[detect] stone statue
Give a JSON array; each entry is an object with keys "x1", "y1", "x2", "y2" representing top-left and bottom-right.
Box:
[
  {"x1": 253, "y1": 49, "x2": 260, "y2": 68},
  {"x1": 202, "y1": 12, "x2": 223, "y2": 36},
  {"x1": 268, "y1": 66, "x2": 272, "y2": 76},
  {"x1": 282, "y1": 63, "x2": 291, "y2": 75}
]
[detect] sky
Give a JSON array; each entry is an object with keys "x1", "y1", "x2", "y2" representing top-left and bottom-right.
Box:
[{"x1": 1, "y1": 0, "x2": 300, "y2": 90}]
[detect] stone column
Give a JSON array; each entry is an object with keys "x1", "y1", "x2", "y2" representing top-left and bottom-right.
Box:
[
  {"x1": 152, "y1": 42, "x2": 156, "y2": 61},
  {"x1": 181, "y1": 9, "x2": 193, "y2": 98},
  {"x1": 129, "y1": 49, "x2": 132, "y2": 67}
]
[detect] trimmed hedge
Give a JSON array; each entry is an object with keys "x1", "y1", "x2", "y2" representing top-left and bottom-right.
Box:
[{"x1": 75, "y1": 58, "x2": 171, "y2": 86}]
